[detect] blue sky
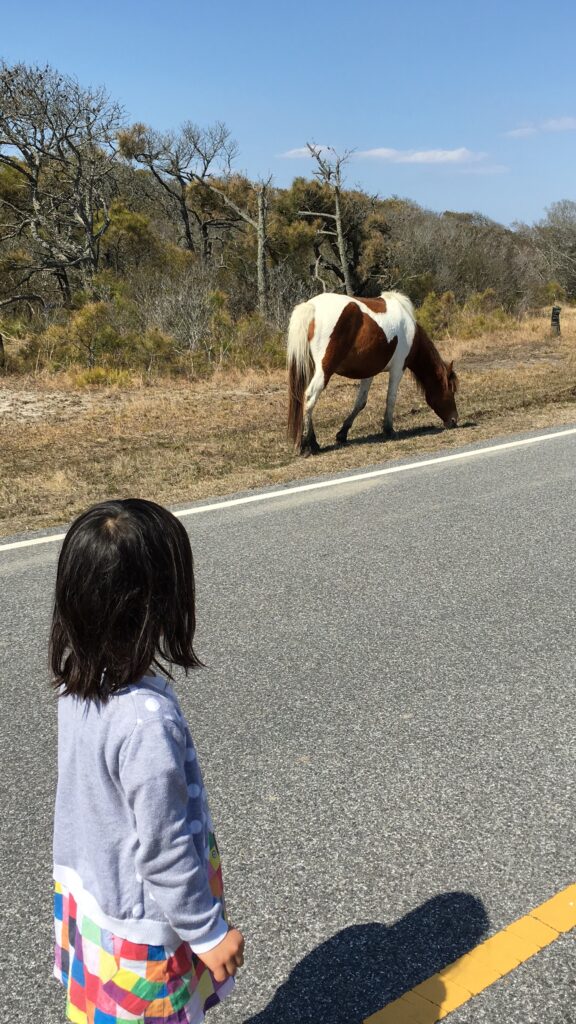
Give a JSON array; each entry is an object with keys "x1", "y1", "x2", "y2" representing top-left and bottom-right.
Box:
[{"x1": 3, "y1": 0, "x2": 575, "y2": 225}]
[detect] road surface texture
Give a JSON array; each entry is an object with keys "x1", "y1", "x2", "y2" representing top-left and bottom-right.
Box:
[{"x1": 1, "y1": 426, "x2": 575, "y2": 1023}]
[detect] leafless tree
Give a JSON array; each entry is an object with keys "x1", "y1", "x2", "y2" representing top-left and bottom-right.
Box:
[
  {"x1": 119, "y1": 121, "x2": 273, "y2": 314},
  {"x1": 118, "y1": 121, "x2": 241, "y2": 259},
  {"x1": 528, "y1": 200, "x2": 576, "y2": 296},
  {"x1": 299, "y1": 144, "x2": 355, "y2": 295},
  {"x1": 0, "y1": 62, "x2": 123, "y2": 306}
]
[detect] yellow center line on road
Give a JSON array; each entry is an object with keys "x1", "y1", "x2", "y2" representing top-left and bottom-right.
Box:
[{"x1": 364, "y1": 884, "x2": 576, "y2": 1022}]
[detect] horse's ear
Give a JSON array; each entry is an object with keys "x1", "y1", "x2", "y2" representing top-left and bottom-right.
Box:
[{"x1": 447, "y1": 360, "x2": 459, "y2": 392}]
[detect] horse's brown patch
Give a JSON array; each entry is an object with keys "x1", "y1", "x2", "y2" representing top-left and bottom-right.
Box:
[
  {"x1": 323, "y1": 302, "x2": 398, "y2": 381},
  {"x1": 356, "y1": 296, "x2": 387, "y2": 314},
  {"x1": 307, "y1": 317, "x2": 315, "y2": 343},
  {"x1": 321, "y1": 302, "x2": 363, "y2": 381}
]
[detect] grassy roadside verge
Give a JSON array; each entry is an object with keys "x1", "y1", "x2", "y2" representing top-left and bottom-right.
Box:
[{"x1": 1, "y1": 309, "x2": 575, "y2": 538}]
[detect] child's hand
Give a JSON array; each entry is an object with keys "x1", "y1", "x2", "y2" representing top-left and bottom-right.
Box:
[{"x1": 198, "y1": 927, "x2": 245, "y2": 982}]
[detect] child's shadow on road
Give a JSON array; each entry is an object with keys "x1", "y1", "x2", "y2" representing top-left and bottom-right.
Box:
[{"x1": 244, "y1": 891, "x2": 488, "y2": 1024}]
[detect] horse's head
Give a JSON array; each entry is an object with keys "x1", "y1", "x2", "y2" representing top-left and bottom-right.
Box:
[{"x1": 426, "y1": 360, "x2": 458, "y2": 428}]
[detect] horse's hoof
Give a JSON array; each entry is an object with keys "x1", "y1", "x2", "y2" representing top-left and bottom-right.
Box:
[
  {"x1": 336, "y1": 431, "x2": 348, "y2": 445},
  {"x1": 300, "y1": 444, "x2": 320, "y2": 457}
]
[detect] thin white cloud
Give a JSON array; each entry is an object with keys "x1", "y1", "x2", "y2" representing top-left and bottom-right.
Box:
[
  {"x1": 279, "y1": 145, "x2": 330, "y2": 158},
  {"x1": 357, "y1": 146, "x2": 484, "y2": 164},
  {"x1": 504, "y1": 126, "x2": 538, "y2": 138},
  {"x1": 280, "y1": 145, "x2": 485, "y2": 165},
  {"x1": 505, "y1": 116, "x2": 576, "y2": 137},
  {"x1": 542, "y1": 116, "x2": 576, "y2": 131}
]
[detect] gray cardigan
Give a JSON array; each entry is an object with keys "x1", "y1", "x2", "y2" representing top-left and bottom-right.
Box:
[{"x1": 53, "y1": 674, "x2": 228, "y2": 952}]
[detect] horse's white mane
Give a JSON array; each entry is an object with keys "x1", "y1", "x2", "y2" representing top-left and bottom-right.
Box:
[{"x1": 380, "y1": 291, "x2": 416, "y2": 321}]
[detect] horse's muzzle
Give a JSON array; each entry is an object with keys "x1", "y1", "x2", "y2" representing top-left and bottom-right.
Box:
[{"x1": 444, "y1": 417, "x2": 458, "y2": 428}]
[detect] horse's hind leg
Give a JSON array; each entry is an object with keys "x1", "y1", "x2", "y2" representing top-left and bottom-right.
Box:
[
  {"x1": 301, "y1": 367, "x2": 325, "y2": 456},
  {"x1": 383, "y1": 366, "x2": 403, "y2": 437},
  {"x1": 336, "y1": 377, "x2": 373, "y2": 444}
]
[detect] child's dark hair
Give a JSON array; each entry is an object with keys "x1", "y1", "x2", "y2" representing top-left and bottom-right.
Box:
[{"x1": 50, "y1": 498, "x2": 201, "y2": 701}]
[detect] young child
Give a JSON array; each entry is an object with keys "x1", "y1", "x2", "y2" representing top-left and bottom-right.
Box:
[{"x1": 50, "y1": 498, "x2": 244, "y2": 1024}]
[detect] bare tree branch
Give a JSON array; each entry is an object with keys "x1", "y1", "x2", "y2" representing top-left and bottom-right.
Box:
[
  {"x1": 0, "y1": 292, "x2": 45, "y2": 308},
  {"x1": 0, "y1": 61, "x2": 123, "y2": 304},
  {"x1": 300, "y1": 144, "x2": 355, "y2": 295}
]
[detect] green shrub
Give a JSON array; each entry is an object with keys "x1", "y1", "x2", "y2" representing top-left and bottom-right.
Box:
[
  {"x1": 532, "y1": 281, "x2": 567, "y2": 306},
  {"x1": 417, "y1": 289, "x2": 517, "y2": 338},
  {"x1": 204, "y1": 290, "x2": 235, "y2": 364},
  {"x1": 452, "y1": 290, "x2": 516, "y2": 337},
  {"x1": 407, "y1": 273, "x2": 436, "y2": 307},
  {"x1": 232, "y1": 313, "x2": 285, "y2": 369},
  {"x1": 416, "y1": 291, "x2": 457, "y2": 336},
  {"x1": 20, "y1": 300, "x2": 178, "y2": 373},
  {"x1": 182, "y1": 297, "x2": 285, "y2": 374}
]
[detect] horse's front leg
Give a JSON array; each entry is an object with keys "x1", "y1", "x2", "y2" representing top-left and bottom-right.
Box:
[
  {"x1": 300, "y1": 368, "x2": 326, "y2": 456},
  {"x1": 382, "y1": 366, "x2": 403, "y2": 438},
  {"x1": 336, "y1": 376, "x2": 373, "y2": 444}
]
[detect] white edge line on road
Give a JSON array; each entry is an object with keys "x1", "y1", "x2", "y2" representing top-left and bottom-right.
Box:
[{"x1": 2, "y1": 425, "x2": 576, "y2": 554}]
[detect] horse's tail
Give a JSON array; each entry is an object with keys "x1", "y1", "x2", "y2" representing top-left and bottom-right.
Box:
[{"x1": 287, "y1": 300, "x2": 315, "y2": 446}]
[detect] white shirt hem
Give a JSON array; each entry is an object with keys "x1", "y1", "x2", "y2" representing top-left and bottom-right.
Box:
[{"x1": 54, "y1": 863, "x2": 226, "y2": 952}]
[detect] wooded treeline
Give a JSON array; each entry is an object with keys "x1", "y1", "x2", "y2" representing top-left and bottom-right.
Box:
[{"x1": 1, "y1": 61, "x2": 574, "y2": 376}]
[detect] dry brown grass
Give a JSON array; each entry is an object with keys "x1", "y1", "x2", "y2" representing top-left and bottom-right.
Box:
[{"x1": 1, "y1": 308, "x2": 575, "y2": 538}]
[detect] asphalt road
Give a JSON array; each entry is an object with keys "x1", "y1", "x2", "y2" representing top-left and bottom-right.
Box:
[{"x1": 1, "y1": 427, "x2": 576, "y2": 1024}]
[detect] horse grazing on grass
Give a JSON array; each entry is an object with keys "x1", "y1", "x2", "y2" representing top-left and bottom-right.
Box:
[{"x1": 287, "y1": 291, "x2": 458, "y2": 456}]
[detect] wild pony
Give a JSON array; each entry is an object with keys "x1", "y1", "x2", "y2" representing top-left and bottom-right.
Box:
[{"x1": 287, "y1": 291, "x2": 458, "y2": 455}]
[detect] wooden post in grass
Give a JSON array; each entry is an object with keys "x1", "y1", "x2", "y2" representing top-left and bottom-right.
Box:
[{"x1": 551, "y1": 305, "x2": 561, "y2": 336}]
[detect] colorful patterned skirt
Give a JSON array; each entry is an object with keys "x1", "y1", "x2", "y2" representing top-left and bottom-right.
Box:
[{"x1": 53, "y1": 883, "x2": 234, "y2": 1024}]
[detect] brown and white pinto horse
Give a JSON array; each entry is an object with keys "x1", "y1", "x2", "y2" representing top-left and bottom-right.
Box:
[{"x1": 287, "y1": 290, "x2": 458, "y2": 455}]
